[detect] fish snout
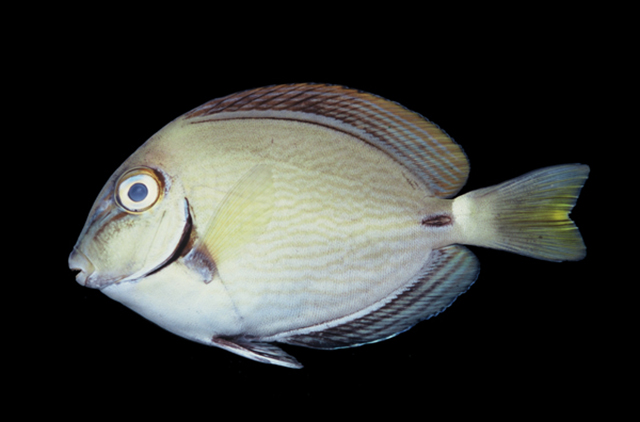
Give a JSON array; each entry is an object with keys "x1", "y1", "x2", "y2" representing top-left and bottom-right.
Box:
[{"x1": 69, "y1": 248, "x2": 97, "y2": 288}]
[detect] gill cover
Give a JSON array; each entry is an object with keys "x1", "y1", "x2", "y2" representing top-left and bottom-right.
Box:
[{"x1": 71, "y1": 166, "x2": 189, "y2": 289}]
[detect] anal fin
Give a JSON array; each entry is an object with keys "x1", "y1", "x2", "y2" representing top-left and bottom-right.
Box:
[{"x1": 281, "y1": 245, "x2": 480, "y2": 349}]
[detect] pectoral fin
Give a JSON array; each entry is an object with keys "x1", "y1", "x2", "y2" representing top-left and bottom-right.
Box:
[{"x1": 192, "y1": 164, "x2": 275, "y2": 279}]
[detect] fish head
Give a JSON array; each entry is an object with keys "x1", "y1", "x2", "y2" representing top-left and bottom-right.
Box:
[{"x1": 69, "y1": 163, "x2": 190, "y2": 290}]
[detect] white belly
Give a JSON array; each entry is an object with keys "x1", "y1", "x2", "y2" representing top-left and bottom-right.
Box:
[{"x1": 101, "y1": 261, "x2": 242, "y2": 345}]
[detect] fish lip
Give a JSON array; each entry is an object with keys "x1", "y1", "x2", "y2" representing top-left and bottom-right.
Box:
[
  {"x1": 68, "y1": 247, "x2": 96, "y2": 288},
  {"x1": 69, "y1": 248, "x2": 128, "y2": 289}
]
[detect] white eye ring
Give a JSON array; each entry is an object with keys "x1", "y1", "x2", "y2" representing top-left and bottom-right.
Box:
[{"x1": 116, "y1": 169, "x2": 162, "y2": 213}]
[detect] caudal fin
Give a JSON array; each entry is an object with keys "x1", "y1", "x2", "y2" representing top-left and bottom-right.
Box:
[{"x1": 452, "y1": 164, "x2": 589, "y2": 261}]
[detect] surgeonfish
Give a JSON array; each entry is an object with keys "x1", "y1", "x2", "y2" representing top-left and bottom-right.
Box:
[{"x1": 69, "y1": 84, "x2": 589, "y2": 368}]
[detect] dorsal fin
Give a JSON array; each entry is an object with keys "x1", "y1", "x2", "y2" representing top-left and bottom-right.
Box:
[
  {"x1": 184, "y1": 84, "x2": 469, "y2": 198},
  {"x1": 274, "y1": 245, "x2": 480, "y2": 350}
]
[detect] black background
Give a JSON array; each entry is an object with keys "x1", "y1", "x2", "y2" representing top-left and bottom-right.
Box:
[{"x1": 21, "y1": 14, "x2": 618, "y2": 414}]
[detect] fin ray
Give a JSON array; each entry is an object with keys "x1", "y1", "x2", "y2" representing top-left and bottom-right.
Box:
[
  {"x1": 212, "y1": 337, "x2": 302, "y2": 369},
  {"x1": 193, "y1": 164, "x2": 275, "y2": 271},
  {"x1": 278, "y1": 245, "x2": 479, "y2": 349},
  {"x1": 454, "y1": 164, "x2": 589, "y2": 261},
  {"x1": 184, "y1": 84, "x2": 469, "y2": 197}
]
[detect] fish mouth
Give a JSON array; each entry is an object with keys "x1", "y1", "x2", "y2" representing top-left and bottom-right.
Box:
[
  {"x1": 69, "y1": 247, "x2": 96, "y2": 287},
  {"x1": 69, "y1": 247, "x2": 127, "y2": 289}
]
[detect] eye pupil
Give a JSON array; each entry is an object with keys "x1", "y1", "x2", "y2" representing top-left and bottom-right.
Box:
[{"x1": 128, "y1": 183, "x2": 148, "y2": 202}]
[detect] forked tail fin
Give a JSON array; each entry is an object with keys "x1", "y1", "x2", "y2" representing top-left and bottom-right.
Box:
[{"x1": 452, "y1": 164, "x2": 589, "y2": 261}]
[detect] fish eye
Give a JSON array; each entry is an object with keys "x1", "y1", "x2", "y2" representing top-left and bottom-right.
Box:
[{"x1": 116, "y1": 168, "x2": 163, "y2": 213}]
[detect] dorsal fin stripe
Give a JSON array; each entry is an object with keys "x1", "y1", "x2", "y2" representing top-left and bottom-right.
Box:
[
  {"x1": 355, "y1": 97, "x2": 465, "y2": 190},
  {"x1": 184, "y1": 84, "x2": 469, "y2": 197}
]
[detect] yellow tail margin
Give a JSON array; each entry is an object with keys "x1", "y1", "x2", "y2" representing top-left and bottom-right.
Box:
[{"x1": 452, "y1": 164, "x2": 589, "y2": 261}]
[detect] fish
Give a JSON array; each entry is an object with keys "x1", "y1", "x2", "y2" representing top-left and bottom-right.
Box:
[{"x1": 69, "y1": 83, "x2": 589, "y2": 368}]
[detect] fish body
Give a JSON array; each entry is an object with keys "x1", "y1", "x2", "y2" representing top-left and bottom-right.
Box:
[{"x1": 69, "y1": 84, "x2": 588, "y2": 368}]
